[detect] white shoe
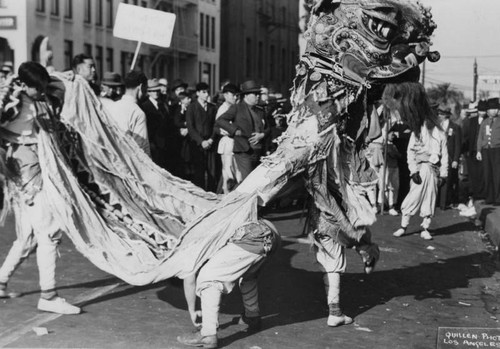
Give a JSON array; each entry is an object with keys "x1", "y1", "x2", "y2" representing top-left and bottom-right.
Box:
[
  {"x1": 327, "y1": 314, "x2": 353, "y2": 327},
  {"x1": 420, "y1": 230, "x2": 433, "y2": 240},
  {"x1": 459, "y1": 206, "x2": 477, "y2": 218},
  {"x1": 393, "y1": 228, "x2": 406, "y2": 237},
  {"x1": 38, "y1": 297, "x2": 81, "y2": 315},
  {"x1": 388, "y1": 208, "x2": 399, "y2": 216}
]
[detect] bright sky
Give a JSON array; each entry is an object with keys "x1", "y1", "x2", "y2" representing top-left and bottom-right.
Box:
[{"x1": 420, "y1": 0, "x2": 500, "y2": 99}]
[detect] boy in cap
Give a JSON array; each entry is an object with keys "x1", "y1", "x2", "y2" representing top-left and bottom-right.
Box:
[
  {"x1": 462, "y1": 100, "x2": 486, "y2": 201},
  {"x1": 477, "y1": 97, "x2": 500, "y2": 204},
  {"x1": 185, "y1": 82, "x2": 219, "y2": 192}
]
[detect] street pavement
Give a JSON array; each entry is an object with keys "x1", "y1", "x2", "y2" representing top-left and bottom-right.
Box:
[{"x1": 0, "y1": 206, "x2": 499, "y2": 349}]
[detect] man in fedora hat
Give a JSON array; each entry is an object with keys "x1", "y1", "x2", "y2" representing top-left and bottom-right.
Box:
[
  {"x1": 100, "y1": 71, "x2": 124, "y2": 102},
  {"x1": 437, "y1": 105, "x2": 462, "y2": 210},
  {"x1": 141, "y1": 78, "x2": 180, "y2": 173},
  {"x1": 462, "y1": 100, "x2": 486, "y2": 201},
  {"x1": 185, "y1": 82, "x2": 219, "y2": 192},
  {"x1": 106, "y1": 71, "x2": 150, "y2": 156},
  {"x1": 216, "y1": 80, "x2": 270, "y2": 182},
  {"x1": 477, "y1": 97, "x2": 500, "y2": 204}
]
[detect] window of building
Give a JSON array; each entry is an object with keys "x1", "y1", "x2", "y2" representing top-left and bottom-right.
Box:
[
  {"x1": 258, "y1": 41, "x2": 263, "y2": 78},
  {"x1": 212, "y1": 63, "x2": 216, "y2": 93},
  {"x1": 95, "y1": 45, "x2": 103, "y2": 77},
  {"x1": 205, "y1": 14, "x2": 209, "y2": 50},
  {"x1": 200, "y1": 62, "x2": 211, "y2": 86},
  {"x1": 199, "y1": 13, "x2": 204, "y2": 46},
  {"x1": 84, "y1": 0, "x2": 91, "y2": 23},
  {"x1": 211, "y1": 16, "x2": 215, "y2": 49},
  {"x1": 269, "y1": 45, "x2": 275, "y2": 81},
  {"x1": 64, "y1": 0, "x2": 72, "y2": 19},
  {"x1": 246, "y1": 38, "x2": 252, "y2": 77},
  {"x1": 121, "y1": 51, "x2": 129, "y2": 77},
  {"x1": 50, "y1": 0, "x2": 59, "y2": 16},
  {"x1": 281, "y1": 48, "x2": 286, "y2": 81},
  {"x1": 96, "y1": 0, "x2": 103, "y2": 26},
  {"x1": 106, "y1": 0, "x2": 113, "y2": 28},
  {"x1": 106, "y1": 48, "x2": 114, "y2": 71},
  {"x1": 141, "y1": 1, "x2": 147, "y2": 7},
  {"x1": 133, "y1": 0, "x2": 138, "y2": 5},
  {"x1": 64, "y1": 40, "x2": 73, "y2": 70},
  {"x1": 84, "y1": 43, "x2": 92, "y2": 57},
  {"x1": 36, "y1": 0, "x2": 45, "y2": 12}
]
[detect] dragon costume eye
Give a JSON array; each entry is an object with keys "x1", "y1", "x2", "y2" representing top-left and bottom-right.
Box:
[{"x1": 363, "y1": 14, "x2": 397, "y2": 41}]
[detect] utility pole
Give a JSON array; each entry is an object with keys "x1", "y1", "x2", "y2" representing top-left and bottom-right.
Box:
[{"x1": 473, "y1": 58, "x2": 478, "y2": 101}]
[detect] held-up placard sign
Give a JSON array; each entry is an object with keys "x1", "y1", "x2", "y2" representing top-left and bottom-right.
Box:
[{"x1": 113, "y1": 3, "x2": 176, "y2": 48}]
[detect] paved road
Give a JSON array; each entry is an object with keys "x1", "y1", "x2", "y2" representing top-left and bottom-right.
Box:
[{"x1": 0, "y1": 207, "x2": 499, "y2": 348}]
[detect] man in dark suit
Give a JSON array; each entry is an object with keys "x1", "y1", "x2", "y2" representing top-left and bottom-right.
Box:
[
  {"x1": 462, "y1": 100, "x2": 487, "y2": 200},
  {"x1": 140, "y1": 78, "x2": 180, "y2": 174},
  {"x1": 216, "y1": 80, "x2": 270, "y2": 182},
  {"x1": 185, "y1": 82, "x2": 219, "y2": 192},
  {"x1": 438, "y1": 106, "x2": 462, "y2": 209},
  {"x1": 477, "y1": 97, "x2": 500, "y2": 204}
]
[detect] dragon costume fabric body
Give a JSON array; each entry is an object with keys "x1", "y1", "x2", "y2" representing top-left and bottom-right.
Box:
[{"x1": 0, "y1": 0, "x2": 438, "y2": 285}]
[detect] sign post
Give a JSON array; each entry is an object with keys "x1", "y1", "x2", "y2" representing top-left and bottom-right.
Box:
[{"x1": 113, "y1": 3, "x2": 176, "y2": 71}]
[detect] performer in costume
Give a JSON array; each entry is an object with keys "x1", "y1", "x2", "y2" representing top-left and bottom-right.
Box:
[
  {"x1": 0, "y1": 62, "x2": 80, "y2": 314},
  {"x1": 390, "y1": 83, "x2": 448, "y2": 240},
  {"x1": 177, "y1": 219, "x2": 280, "y2": 348}
]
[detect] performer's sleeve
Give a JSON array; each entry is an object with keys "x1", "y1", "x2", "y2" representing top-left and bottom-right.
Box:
[
  {"x1": 262, "y1": 111, "x2": 271, "y2": 138},
  {"x1": 131, "y1": 110, "x2": 151, "y2": 157},
  {"x1": 406, "y1": 132, "x2": 417, "y2": 174},
  {"x1": 215, "y1": 104, "x2": 238, "y2": 136},
  {"x1": 440, "y1": 133, "x2": 449, "y2": 178},
  {"x1": 186, "y1": 105, "x2": 204, "y2": 145}
]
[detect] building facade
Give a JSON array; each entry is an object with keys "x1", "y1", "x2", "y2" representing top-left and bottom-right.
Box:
[
  {"x1": 0, "y1": 0, "x2": 220, "y2": 92},
  {"x1": 220, "y1": 0, "x2": 300, "y2": 96}
]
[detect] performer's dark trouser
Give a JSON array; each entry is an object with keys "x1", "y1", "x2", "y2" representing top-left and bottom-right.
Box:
[
  {"x1": 466, "y1": 154, "x2": 485, "y2": 200},
  {"x1": 234, "y1": 148, "x2": 262, "y2": 182},
  {"x1": 482, "y1": 147, "x2": 500, "y2": 204},
  {"x1": 439, "y1": 165, "x2": 459, "y2": 209}
]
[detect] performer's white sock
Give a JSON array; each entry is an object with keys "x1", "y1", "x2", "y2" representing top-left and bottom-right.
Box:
[
  {"x1": 200, "y1": 287, "x2": 221, "y2": 337},
  {"x1": 323, "y1": 272, "x2": 340, "y2": 305}
]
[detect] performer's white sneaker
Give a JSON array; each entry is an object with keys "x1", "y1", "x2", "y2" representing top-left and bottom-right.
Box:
[
  {"x1": 393, "y1": 227, "x2": 406, "y2": 237},
  {"x1": 327, "y1": 314, "x2": 353, "y2": 327},
  {"x1": 420, "y1": 229, "x2": 433, "y2": 240},
  {"x1": 38, "y1": 297, "x2": 81, "y2": 315}
]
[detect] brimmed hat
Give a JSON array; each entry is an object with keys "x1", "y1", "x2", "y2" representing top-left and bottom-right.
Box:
[
  {"x1": 158, "y1": 78, "x2": 168, "y2": 87},
  {"x1": 487, "y1": 97, "x2": 500, "y2": 110},
  {"x1": 147, "y1": 78, "x2": 162, "y2": 91},
  {"x1": 477, "y1": 100, "x2": 488, "y2": 112},
  {"x1": 466, "y1": 102, "x2": 478, "y2": 113},
  {"x1": 240, "y1": 80, "x2": 261, "y2": 95},
  {"x1": 172, "y1": 78, "x2": 188, "y2": 90},
  {"x1": 222, "y1": 83, "x2": 240, "y2": 94},
  {"x1": 1, "y1": 62, "x2": 13, "y2": 73},
  {"x1": 101, "y1": 71, "x2": 123, "y2": 86},
  {"x1": 195, "y1": 82, "x2": 209, "y2": 92}
]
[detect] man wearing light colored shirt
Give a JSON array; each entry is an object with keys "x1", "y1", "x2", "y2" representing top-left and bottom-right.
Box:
[{"x1": 106, "y1": 71, "x2": 151, "y2": 157}]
